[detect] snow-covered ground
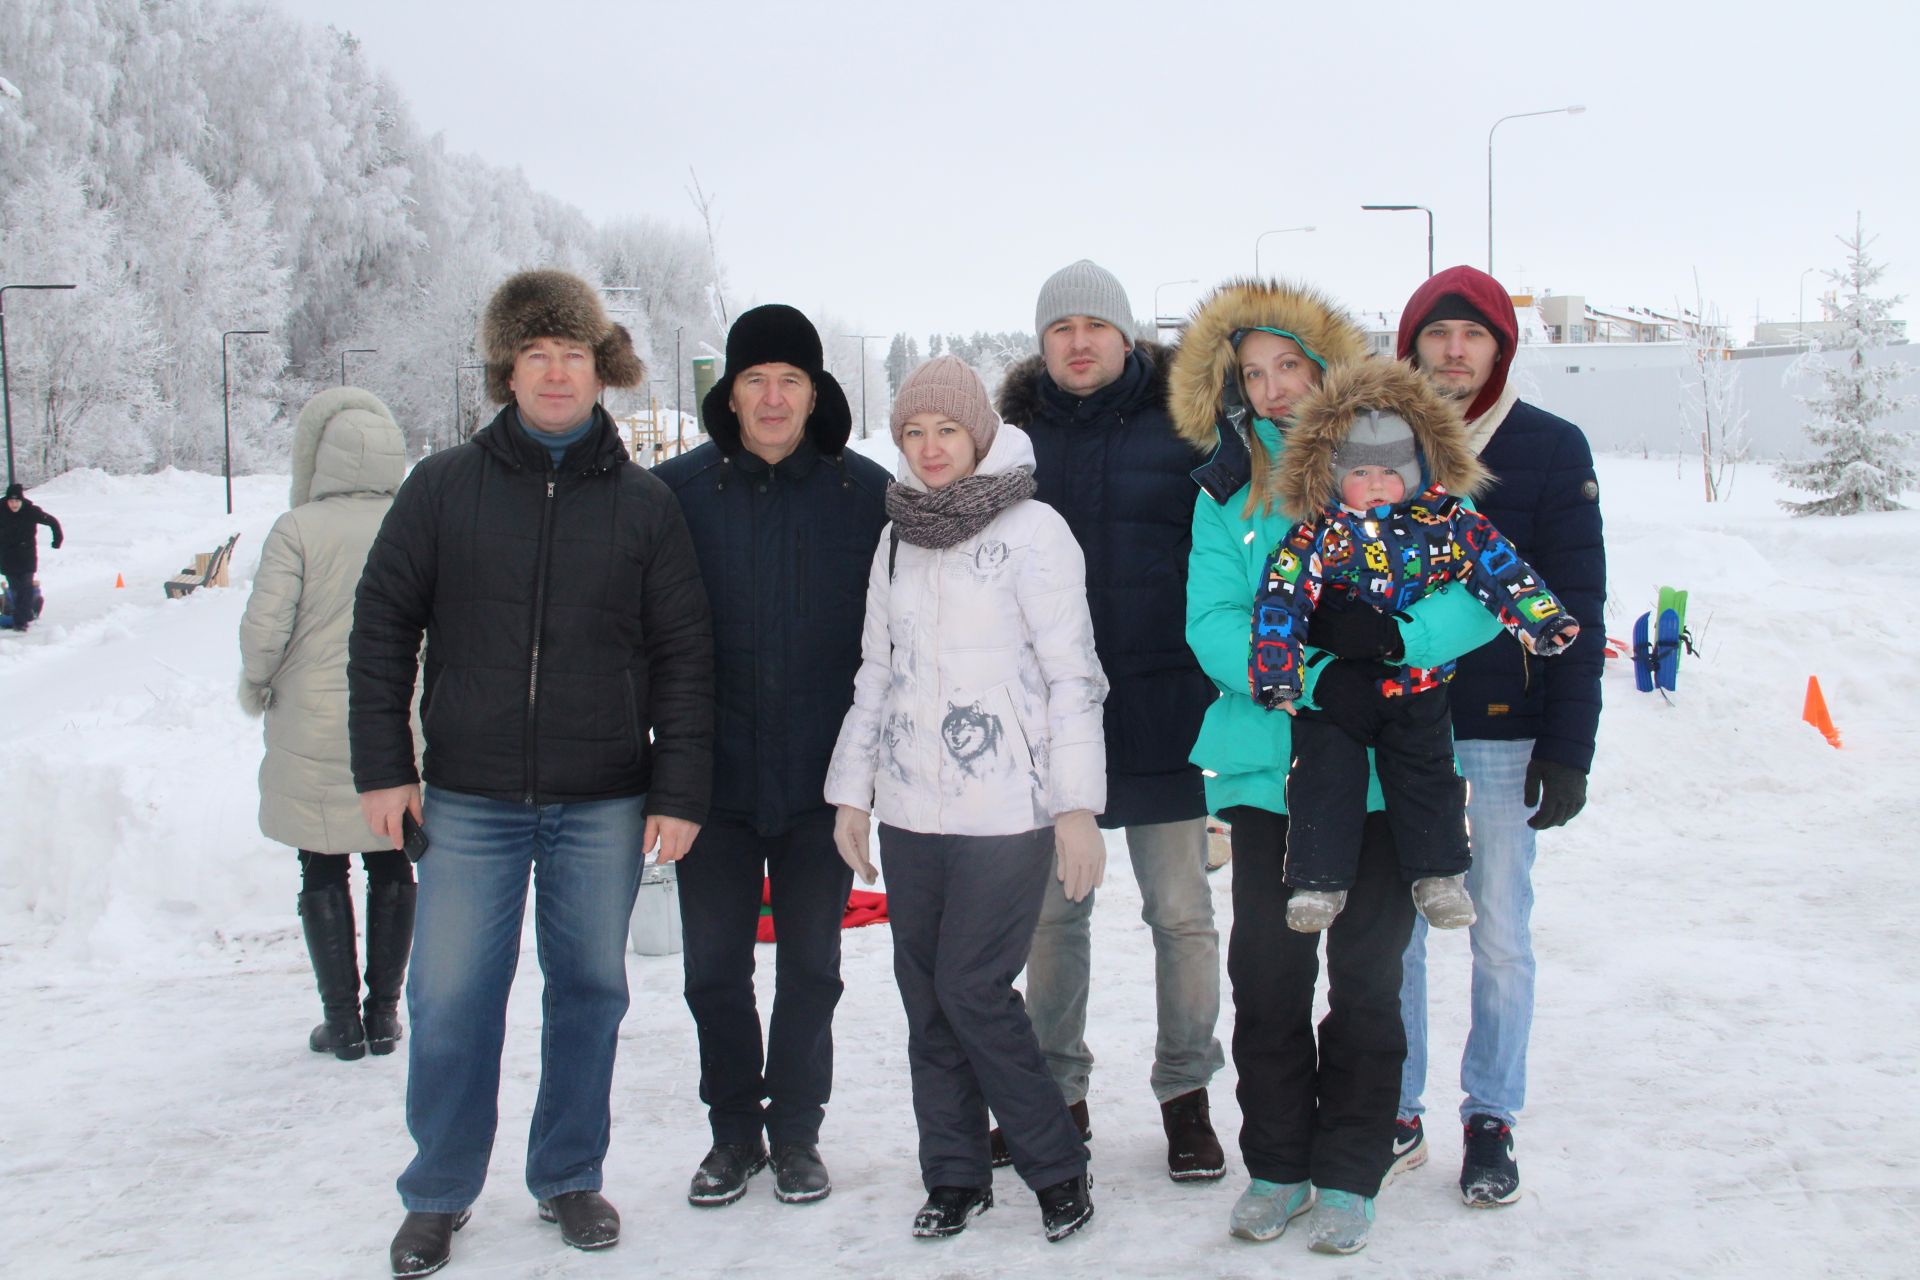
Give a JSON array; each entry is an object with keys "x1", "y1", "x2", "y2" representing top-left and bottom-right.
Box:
[{"x1": 1, "y1": 456, "x2": 1914, "y2": 1278}]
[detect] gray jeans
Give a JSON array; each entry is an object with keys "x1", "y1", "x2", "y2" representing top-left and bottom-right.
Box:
[{"x1": 1023, "y1": 817, "x2": 1225, "y2": 1105}]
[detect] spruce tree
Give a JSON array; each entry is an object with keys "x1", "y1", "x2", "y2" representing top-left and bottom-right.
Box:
[{"x1": 1776, "y1": 215, "x2": 1916, "y2": 515}]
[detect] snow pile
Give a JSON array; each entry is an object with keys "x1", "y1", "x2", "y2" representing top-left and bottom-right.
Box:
[{"x1": 0, "y1": 459, "x2": 1914, "y2": 1277}]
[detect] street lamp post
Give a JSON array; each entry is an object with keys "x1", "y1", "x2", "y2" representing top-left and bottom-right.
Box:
[
  {"x1": 838, "y1": 334, "x2": 885, "y2": 439},
  {"x1": 451, "y1": 360, "x2": 484, "y2": 450},
  {"x1": 1361, "y1": 204, "x2": 1435, "y2": 279},
  {"x1": 340, "y1": 347, "x2": 375, "y2": 387},
  {"x1": 222, "y1": 329, "x2": 270, "y2": 515},
  {"x1": 1487, "y1": 105, "x2": 1585, "y2": 276},
  {"x1": 1, "y1": 283, "x2": 78, "y2": 487},
  {"x1": 1153, "y1": 279, "x2": 1199, "y2": 334},
  {"x1": 1254, "y1": 226, "x2": 1315, "y2": 277}
]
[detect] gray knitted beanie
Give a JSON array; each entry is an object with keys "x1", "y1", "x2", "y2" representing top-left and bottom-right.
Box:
[
  {"x1": 1034, "y1": 259, "x2": 1135, "y2": 339},
  {"x1": 890, "y1": 356, "x2": 999, "y2": 455},
  {"x1": 1333, "y1": 410, "x2": 1422, "y2": 503}
]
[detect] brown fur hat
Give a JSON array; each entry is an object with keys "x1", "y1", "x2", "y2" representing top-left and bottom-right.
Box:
[
  {"x1": 481, "y1": 269, "x2": 645, "y2": 404},
  {"x1": 1278, "y1": 359, "x2": 1488, "y2": 522},
  {"x1": 1167, "y1": 279, "x2": 1370, "y2": 513}
]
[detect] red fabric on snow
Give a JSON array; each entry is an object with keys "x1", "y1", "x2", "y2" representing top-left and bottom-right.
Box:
[{"x1": 755, "y1": 878, "x2": 889, "y2": 943}]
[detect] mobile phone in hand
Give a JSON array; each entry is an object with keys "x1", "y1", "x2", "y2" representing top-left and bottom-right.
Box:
[{"x1": 402, "y1": 811, "x2": 430, "y2": 864}]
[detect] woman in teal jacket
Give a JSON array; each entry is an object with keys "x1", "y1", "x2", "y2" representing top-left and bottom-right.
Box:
[{"x1": 1169, "y1": 281, "x2": 1500, "y2": 1255}]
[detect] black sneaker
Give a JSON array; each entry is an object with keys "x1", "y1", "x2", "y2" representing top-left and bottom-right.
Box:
[
  {"x1": 537, "y1": 1189, "x2": 619, "y2": 1250},
  {"x1": 1036, "y1": 1171, "x2": 1094, "y2": 1242},
  {"x1": 687, "y1": 1142, "x2": 769, "y2": 1207},
  {"x1": 912, "y1": 1185, "x2": 993, "y2": 1238},
  {"x1": 1384, "y1": 1115, "x2": 1428, "y2": 1187},
  {"x1": 1160, "y1": 1088, "x2": 1227, "y2": 1181},
  {"x1": 388, "y1": 1208, "x2": 469, "y2": 1279},
  {"x1": 1460, "y1": 1114, "x2": 1521, "y2": 1207},
  {"x1": 770, "y1": 1142, "x2": 831, "y2": 1204},
  {"x1": 990, "y1": 1098, "x2": 1089, "y2": 1169}
]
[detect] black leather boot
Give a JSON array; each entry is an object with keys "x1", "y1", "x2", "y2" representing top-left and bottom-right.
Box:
[
  {"x1": 298, "y1": 887, "x2": 366, "y2": 1060},
  {"x1": 362, "y1": 879, "x2": 416, "y2": 1055},
  {"x1": 389, "y1": 1208, "x2": 468, "y2": 1278}
]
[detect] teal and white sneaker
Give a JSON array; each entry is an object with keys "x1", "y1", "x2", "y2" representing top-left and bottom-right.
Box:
[
  {"x1": 1228, "y1": 1178, "x2": 1313, "y2": 1242},
  {"x1": 1305, "y1": 1187, "x2": 1375, "y2": 1255}
]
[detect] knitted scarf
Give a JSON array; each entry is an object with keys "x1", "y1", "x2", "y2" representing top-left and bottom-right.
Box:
[{"x1": 885, "y1": 467, "x2": 1038, "y2": 549}]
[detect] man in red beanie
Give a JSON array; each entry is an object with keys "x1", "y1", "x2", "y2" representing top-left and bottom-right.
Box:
[{"x1": 1305, "y1": 266, "x2": 1605, "y2": 1209}]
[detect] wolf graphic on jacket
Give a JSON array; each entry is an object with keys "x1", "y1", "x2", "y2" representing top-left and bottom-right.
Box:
[{"x1": 1248, "y1": 361, "x2": 1579, "y2": 710}]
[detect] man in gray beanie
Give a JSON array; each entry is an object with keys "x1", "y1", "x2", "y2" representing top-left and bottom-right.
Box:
[
  {"x1": 351, "y1": 267, "x2": 714, "y2": 1277},
  {"x1": 994, "y1": 259, "x2": 1227, "y2": 1182}
]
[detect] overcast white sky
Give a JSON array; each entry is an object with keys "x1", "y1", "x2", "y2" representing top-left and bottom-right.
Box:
[{"x1": 273, "y1": 0, "x2": 1917, "y2": 343}]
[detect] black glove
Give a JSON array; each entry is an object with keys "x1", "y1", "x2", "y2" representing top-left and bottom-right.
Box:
[
  {"x1": 1524, "y1": 758, "x2": 1588, "y2": 830},
  {"x1": 1305, "y1": 658, "x2": 1396, "y2": 744},
  {"x1": 51, "y1": 536, "x2": 63, "y2": 549},
  {"x1": 1306, "y1": 599, "x2": 1406, "y2": 662}
]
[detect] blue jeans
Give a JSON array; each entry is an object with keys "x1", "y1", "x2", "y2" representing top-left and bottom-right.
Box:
[
  {"x1": 397, "y1": 787, "x2": 647, "y2": 1213},
  {"x1": 1399, "y1": 738, "x2": 1537, "y2": 1127},
  {"x1": 1024, "y1": 817, "x2": 1224, "y2": 1105}
]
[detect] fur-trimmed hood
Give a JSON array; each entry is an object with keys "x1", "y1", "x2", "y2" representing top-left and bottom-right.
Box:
[
  {"x1": 1277, "y1": 359, "x2": 1488, "y2": 521},
  {"x1": 480, "y1": 268, "x2": 645, "y2": 405},
  {"x1": 994, "y1": 339, "x2": 1173, "y2": 426}
]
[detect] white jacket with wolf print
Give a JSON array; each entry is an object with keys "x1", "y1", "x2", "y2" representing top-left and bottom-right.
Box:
[{"x1": 825, "y1": 422, "x2": 1108, "y2": 837}]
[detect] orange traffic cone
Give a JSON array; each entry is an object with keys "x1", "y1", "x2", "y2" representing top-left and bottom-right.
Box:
[
  {"x1": 1802, "y1": 676, "x2": 1842, "y2": 748},
  {"x1": 114, "y1": 572, "x2": 125, "y2": 589}
]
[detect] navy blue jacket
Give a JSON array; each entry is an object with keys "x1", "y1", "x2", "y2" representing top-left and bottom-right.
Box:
[
  {"x1": 652, "y1": 418, "x2": 889, "y2": 837},
  {"x1": 1448, "y1": 399, "x2": 1606, "y2": 772},
  {"x1": 996, "y1": 342, "x2": 1211, "y2": 828}
]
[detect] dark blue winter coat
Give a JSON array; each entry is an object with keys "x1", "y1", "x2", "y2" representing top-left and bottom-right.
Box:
[
  {"x1": 652, "y1": 404, "x2": 890, "y2": 837},
  {"x1": 996, "y1": 342, "x2": 1212, "y2": 828},
  {"x1": 1446, "y1": 397, "x2": 1606, "y2": 771}
]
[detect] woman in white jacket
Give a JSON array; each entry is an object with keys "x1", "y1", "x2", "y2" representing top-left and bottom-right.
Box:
[
  {"x1": 826, "y1": 357, "x2": 1108, "y2": 1244},
  {"x1": 239, "y1": 387, "x2": 410, "y2": 1062}
]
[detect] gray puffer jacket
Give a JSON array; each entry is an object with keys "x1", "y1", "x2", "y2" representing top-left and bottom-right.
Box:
[{"x1": 239, "y1": 388, "x2": 407, "y2": 853}]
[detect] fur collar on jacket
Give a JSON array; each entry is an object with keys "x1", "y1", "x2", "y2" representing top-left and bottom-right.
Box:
[
  {"x1": 994, "y1": 339, "x2": 1173, "y2": 427},
  {"x1": 1278, "y1": 359, "x2": 1488, "y2": 521}
]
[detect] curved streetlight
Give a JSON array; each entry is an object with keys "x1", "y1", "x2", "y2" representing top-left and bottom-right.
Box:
[
  {"x1": 1361, "y1": 204, "x2": 1435, "y2": 279},
  {"x1": 1, "y1": 283, "x2": 78, "y2": 486},
  {"x1": 1254, "y1": 226, "x2": 1315, "y2": 278},
  {"x1": 1487, "y1": 105, "x2": 1585, "y2": 276},
  {"x1": 340, "y1": 347, "x2": 375, "y2": 387},
  {"x1": 1153, "y1": 278, "x2": 1199, "y2": 334},
  {"x1": 222, "y1": 329, "x2": 270, "y2": 515}
]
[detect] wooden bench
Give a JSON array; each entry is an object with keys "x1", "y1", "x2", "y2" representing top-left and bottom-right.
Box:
[{"x1": 163, "y1": 532, "x2": 241, "y2": 600}]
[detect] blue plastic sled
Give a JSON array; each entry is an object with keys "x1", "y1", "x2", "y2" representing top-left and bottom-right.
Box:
[
  {"x1": 1632, "y1": 608, "x2": 1686, "y2": 693},
  {"x1": 1632, "y1": 611, "x2": 1655, "y2": 691},
  {"x1": 0, "y1": 582, "x2": 44, "y2": 630}
]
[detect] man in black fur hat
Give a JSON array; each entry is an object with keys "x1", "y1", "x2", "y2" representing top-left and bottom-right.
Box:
[
  {"x1": 350, "y1": 268, "x2": 714, "y2": 1277},
  {"x1": 652, "y1": 305, "x2": 889, "y2": 1210}
]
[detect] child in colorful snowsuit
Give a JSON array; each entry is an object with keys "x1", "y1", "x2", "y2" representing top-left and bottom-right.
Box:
[{"x1": 1249, "y1": 360, "x2": 1579, "y2": 933}]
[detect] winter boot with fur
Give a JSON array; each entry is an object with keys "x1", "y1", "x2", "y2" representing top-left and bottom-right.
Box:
[
  {"x1": 298, "y1": 886, "x2": 366, "y2": 1060},
  {"x1": 362, "y1": 879, "x2": 416, "y2": 1055}
]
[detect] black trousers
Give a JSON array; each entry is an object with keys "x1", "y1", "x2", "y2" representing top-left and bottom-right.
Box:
[
  {"x1": 1224, "y1": 805, "x2": 1415, "y2": 1197},
  {"x1": 882, "y1": 824, "x2": 1087, "y2": 1192},
  {"x1": 1284, "y1": 687, "x2": 1470, "y2": 890},
  {"x1": 676, "y1": 812, "x2": 853, "y2": 1146}
]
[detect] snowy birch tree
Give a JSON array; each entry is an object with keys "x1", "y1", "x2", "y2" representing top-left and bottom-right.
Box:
[
  {"x1": 1776, "y1": 216, "x2": 1916, "y2": 516},
  {"x1": 1676, "y1": 279, "x2": 1747, "y2": 502}
]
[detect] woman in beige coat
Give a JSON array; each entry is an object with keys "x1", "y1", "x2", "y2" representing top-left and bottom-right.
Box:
[{"x1": 239, "y1": 387, "x2": 410, "y2": 1062}]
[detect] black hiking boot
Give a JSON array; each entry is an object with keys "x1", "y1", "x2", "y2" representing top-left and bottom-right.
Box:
[
  {"x1": 1161, "y1": 1087, "x2": 1227, "y2": 1181},
  {"x1": 362, "y1": 879, "x2": 416, "y2": 1054},
  {"x1": 912, "y1": 1185, "x2": 992, "y2": 1238},
  {"x1": 687, "y1": 1142, "x2": 769, "y2": 1207},
  {"x1": 537, "y1": 1189, "x2": 620, "y2": 1249},
  {"x1": 1036, "y1": 1171, "x2": 1094, "y2": 1242},
  {"x1": 298, "y1": 887, "x2": 365, "y2": 1060},
  {"x1": 771, "y1": 1142, "x2": 831, "y2": 1204},
  {"x1": 389, "y1": 1208, "x2": 468, "y2": 1278},
  {"x1": 990, "y1": 1098, "x2": 1089, "y2": 1169}
]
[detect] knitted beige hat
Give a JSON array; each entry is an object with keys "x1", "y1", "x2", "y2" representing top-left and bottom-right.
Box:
[{"x1": 890, "y1": 356, "x2": 999, "y2": 455}]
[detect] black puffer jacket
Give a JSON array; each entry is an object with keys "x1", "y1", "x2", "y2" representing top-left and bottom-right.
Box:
[
  {"x1": 651, "y1": 402, "x2": 889, "y2": 836},
  {"x1": 348, "y1": 406, "x2": 714, "y2": 817},
  {"x1": 0, "y1": 498, "x2": 62, "y2": 576},
  {"x1": 996, "y1": 342, "x2": 1211, "y2": 828}
]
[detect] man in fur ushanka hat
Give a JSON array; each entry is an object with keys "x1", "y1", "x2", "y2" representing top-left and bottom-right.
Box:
[
  {"x1": 1247, "y1": 358, "x2": 1579, "y2": 945},
  {"x1": 351, "y1": 267, "x2": 714, "y2": 1277}
]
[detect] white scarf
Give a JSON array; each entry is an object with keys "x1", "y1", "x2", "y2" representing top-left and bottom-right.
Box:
[{"x1": 1463, "y1": 380, "x2": 1519, "y2": 457}]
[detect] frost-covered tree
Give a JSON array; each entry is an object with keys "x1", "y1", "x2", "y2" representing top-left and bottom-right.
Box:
[
  {"x1": 885, "y1": 333, "x2": 910, "y2": 396},
  {"x1": 1776, "y1": 216, "x2": 1916, "y2": 516},
  {"x1": 1676, "y1": 279, "x2": 1747, "y2": 502}
]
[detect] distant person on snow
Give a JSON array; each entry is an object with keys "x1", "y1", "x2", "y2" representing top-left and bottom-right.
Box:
[
  {"x1": 239, "y1": 388, "x2": 413, "y2": 1065},
  {"x1": 349, "y1": 269, "x2": 713, "y2": 1279},
  {"x1": 1246, "y1": 359, "x2": 1579, "y2": 936},
  {"x1": 1, "y1": 481, "x2": 62, "y2": 631},
  {"x1": 1312, "y1": 266, "x2": 1604, "y2": 1209},
  {"x1": 825, "y1": 356, "x2": 1107, "y2": 1243}
]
